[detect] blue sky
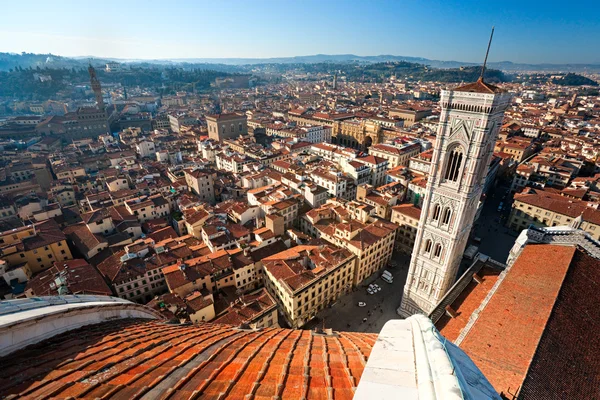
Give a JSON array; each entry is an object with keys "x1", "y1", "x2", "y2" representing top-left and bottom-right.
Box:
[{"x1": 1, "y1": 0, "x2": 599, "y2": 63}]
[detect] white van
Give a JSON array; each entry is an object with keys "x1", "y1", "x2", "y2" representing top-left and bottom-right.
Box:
[
  {"x1": 382, "y1": 270, "x2": 392, "y2": 279},
  {"x1": 382, "y1": 275, "x2": 393, "y2": 284}
]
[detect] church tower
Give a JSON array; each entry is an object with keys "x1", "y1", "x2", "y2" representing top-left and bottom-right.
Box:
[
  {"x1": 88, "y1": 64, "x2": 106, "y2": 113},
  {"x1": 399, "y1": 31, "x2": 511, "y2": 317}
]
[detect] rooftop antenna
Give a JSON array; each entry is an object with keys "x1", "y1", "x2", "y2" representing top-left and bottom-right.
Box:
[{"x1": 479, "y1": 26, "x2": 495, "y2": 82}]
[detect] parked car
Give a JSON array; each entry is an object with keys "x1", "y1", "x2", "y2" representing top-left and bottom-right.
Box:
[
  {"x1": 382, "y1": 275, "x2": 393, "y2": 284},
  {"x1": 367, "y1": 288, "x2": 374, "y2": 295},
  {"x1": 358, "y1": 302, "x2": 366, "y2": 307},
  {"x1": 497, "y1": 202, "x2": 504, "y2": 212}
]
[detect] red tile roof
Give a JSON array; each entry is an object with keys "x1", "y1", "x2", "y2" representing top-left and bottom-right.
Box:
[
  {"x1": 391, "y1": 203, "x2": 422, "y2": 220},
  {"x1": 24, "y1": 259, "x2": 112, "y2": 297},
  {"x1": 436, "y1": 265, "x2": 501, "y2": 342},
  {"x1": 514, "y1": 188, "x2": 600, "y2": 225},
  {"x1": 454, "y1": 78, "x2": 505, "y2": 94},
  {"x1": 0, "y1": 319, "x2": 377, "y2": 399},
  {"x1": 459, "y1": 244, "x2": 575, "y2": 396},
  {"x1": 518, "y1": 249, "x2": 600, "y2": 399},
  {"x1": 213, "y1": 288, "x2": 276, "y2": 326}
]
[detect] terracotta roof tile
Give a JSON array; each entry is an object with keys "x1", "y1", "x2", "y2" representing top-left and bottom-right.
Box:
[
  {"x1": 459, "y1": 244, "x2": 575, "y2": 396},
  {"x1": 0, "y1": 320, "x2": 376, "y2": 399},
  {"x1": 436, "y1": 265, "x2": 502, "y2": 342}
]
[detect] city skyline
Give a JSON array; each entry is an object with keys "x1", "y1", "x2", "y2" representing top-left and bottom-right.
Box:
[{"x1": 2, "y1": 0, "x2": 600, "y2": 64}]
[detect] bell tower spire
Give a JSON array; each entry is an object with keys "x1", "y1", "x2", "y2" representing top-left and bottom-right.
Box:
[
  {"x1": 88, "y1": 62, "x2": 106, "y2": 113},
  {"x1": 479, "y1": 26, "x2": 495, "y2": 81}
]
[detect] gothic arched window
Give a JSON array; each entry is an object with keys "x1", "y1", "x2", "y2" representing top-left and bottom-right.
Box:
[
  {"x1": 434, "y1": 243, "x2": 443, "y2": 258},
  {"x1": 444, "y1": 147, "x2": 464, "y2": 182},
  {"x1": 441, "y1": 207, "x2": 452, "y2": 225},
  {"x1": 424, "y1": 239, "x2": 432, "y2": 254},
  {"x1": 432, "y1": 204, "x2": 441, "y2": 221}
]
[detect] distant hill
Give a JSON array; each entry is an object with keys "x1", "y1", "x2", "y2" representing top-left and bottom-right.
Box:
[
  {"x1": 551, "y1": 73, "x2": 599, "y2": 86},
  {"x1": 1, "y1": 52, "x2": 600, "y2": 73}
]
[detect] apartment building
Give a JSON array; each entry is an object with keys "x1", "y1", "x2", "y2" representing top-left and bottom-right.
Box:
[
  {"x1": 356, "y1": 183, "x2": 403, "y2": 220},
  {"x1": 262, "y1": 244, "x2": 356, "y2": 328},
  {"x1": 184, "y1": 168, "x2": 216, "y2": 204},
  {"x1": 135, "y1": 139, "x2": 156, "y2": 158},
  {"x1": 391, "y1": 203, "x2": 422, "y2": 253},
  {"x1": 311, "y1": 168, "x2": 355, "y2": 200},
  {"x1": 206, "y1": 113, "x2": 248, "y2": 142},
  {"x1": 0, "y1": 219, "x2": 73, "y2": 274},
  {"x1": 96, "y1": 237, "x2": 195, "y2": 303},
  {"x1": 275, "y1": 125, "x2": 332, "y2": 144},
  {"x1": 368, "y1": 142, "x2": 421, "y2": 169},
  {"x1": 509, "y1": 188, "x2": 600, "y2": 240},
  {"x1": 355, "y1": 155, "x2": 389, "y2": 187},
  {"x1": 162, "y1": 248, "x2": 257, "y2": 298},
  {"x1": 510, "y1": 154, "x2": 583, "y2": 192},
  {"x1": 388, "y1": 106, "x2": 432, "y2": 126},
  {"x1": 494, "y1": 138, "x2": 536, "y2": 163},
  {"x1": 125, "y1": 194, "x2": 171, "y2": 224},
  {"x1": 213, "y1": 288, "x2": 278, "y2": 328},
  {"x1": 301, "y1": 202, "x2": 398, "y2": 285}
]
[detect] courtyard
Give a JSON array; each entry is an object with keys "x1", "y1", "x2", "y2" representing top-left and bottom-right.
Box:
[{"x1": 304, "y1": 252, "x2": 411, "y2": 333}]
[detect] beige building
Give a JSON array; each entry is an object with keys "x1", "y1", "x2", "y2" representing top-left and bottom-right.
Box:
[
  {"x1": 206, "y1": 113, "x2": 248, "y2": 142},
  {"x1": 301, "y1": 202, "x2": 398, "y2": 285},
  {"x1": 391, "y1": 203, "x2": 422, "y2": 253},
  {"x1": 213, "y1": 288, "x2": 278, "y2": 328},
  {"x1": 356, "y1": 184, "x2": 402, "y2": 220},
  {"x1": 333, "y1": 119, "x2": 382, "y2": 150},
  {"x1": 0, "y1": 219, "x2": 73, "y2": 274},
  {"x1": 368, "y1": 142, "x2": 421, "y2": 169},
  {"x1": 184, "y1": 168, "x2": 216, "y2": 204},
  {"x1": 185, "y1": 291, "x2": 216, "y2": 323},
  {"x1": 389, "y1": 106, "x2": 432, "y2": 127},
  {"x1": 262, "y1": 244, "x2": 356, "y2": 328},
  {"x1": 162, "y1": 248, "x2": 258, "y2": 298},
  {"x1": 509, "y1": 189, "x2": 600, "y2": 240},
  {"x1": 494, "y1": 138, "x2": 536, "y2": 163}
]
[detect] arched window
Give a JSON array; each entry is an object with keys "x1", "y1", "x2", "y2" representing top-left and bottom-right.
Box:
[
  {"x1": 424, "y1": 239, "x2": 432, "y2": 254},
  {"x1": 432, "y1": 204, "x2": 441, "y2": 221},
  {"x1": 444, "y1": 147, "x2": 464, "y2": 182},
  {"x1": 434, "y1": 243, "x2": 443, "y2": 258},
  {"x1": 441, "y1": 208, "x2": 451, "y2": 225}
]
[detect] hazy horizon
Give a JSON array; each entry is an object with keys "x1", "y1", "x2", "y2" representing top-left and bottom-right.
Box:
[{"x1": 2, "y1": 0, "x2": 600, "y2": 64}]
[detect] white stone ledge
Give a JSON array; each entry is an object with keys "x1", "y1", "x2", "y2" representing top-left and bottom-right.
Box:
[{"x1": 0, "y1": 296, "x2": 160, "y2": 357}]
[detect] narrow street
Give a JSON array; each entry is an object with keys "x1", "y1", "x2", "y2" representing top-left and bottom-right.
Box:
[{"x1": 472, "y1": 184, "x2": 519, "y2": 263}]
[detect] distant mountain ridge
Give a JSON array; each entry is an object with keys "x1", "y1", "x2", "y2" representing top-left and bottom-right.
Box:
[{"x1": 1, "y1": 52, "x2": 600, "y2": 73}]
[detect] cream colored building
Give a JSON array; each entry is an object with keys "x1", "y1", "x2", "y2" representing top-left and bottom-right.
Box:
[
  {"x1": 206, "y1": 113, "x2": 248, "y2": 142},
  {"x1": 391, "y1": 204, "x2": 422, "y2": 253},
  {"x1": 368, "y1": 142, "x2": 421, "y2": 169},
  {"x1": 184, "y1": 168, "x2": 216, "y2": 204},
  {"x1": 262, "y1": 245, "x2": 356, "y2": 328},
  {"x1": 509, "y1": 189, "x2": 600, "y2": 240},
  {"x1": 0, "y1": 220, "x2": 73, "y2": 274},
  {"x1": 213, "y1": 288, "x2": 278, "y2": 328},
  {"x1": 301, "y1": 202, "x2": 398, "y2": 285},
  {"x1": 389, "y1": 107, "x2": 432, "y2": 127}
]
